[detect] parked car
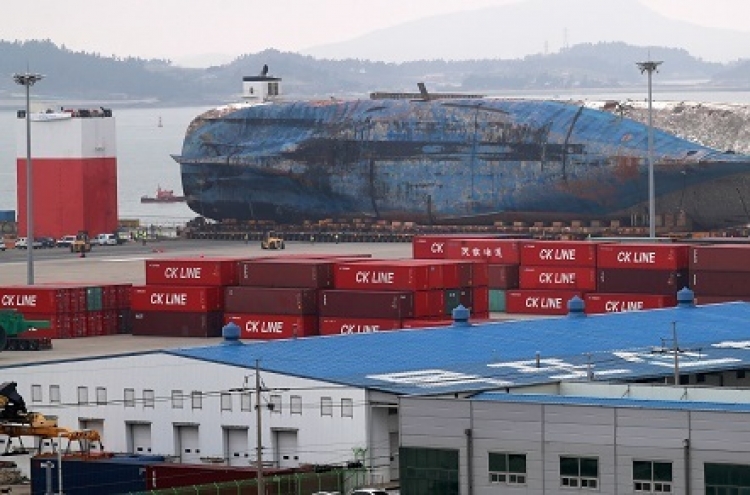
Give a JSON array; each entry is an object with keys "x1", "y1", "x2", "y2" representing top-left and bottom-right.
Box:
[
  {"x1": 38, "y1": 237, "x2": 56, "y2": 248},
  {"x1": 351, "y1": 490, "x2": 389, "y2": 495},
  {"x1": 95, "y1": 233, "x2": 118, "y2": 246},
  {"x1": 56, "y1": 235, "x2": 77, "y2": 248},
  {"x1": 14, "y1": 237, "x2": 42, "y2": 249}
]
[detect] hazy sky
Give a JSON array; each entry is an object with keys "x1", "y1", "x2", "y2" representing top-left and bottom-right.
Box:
[{"x1": 3, "y1": 0, "x2": 750, "y2": 67}]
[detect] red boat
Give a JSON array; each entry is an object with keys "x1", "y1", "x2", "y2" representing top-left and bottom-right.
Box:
[{"x1": 140, "y1": 186, "x2": 186, "y2": 203}]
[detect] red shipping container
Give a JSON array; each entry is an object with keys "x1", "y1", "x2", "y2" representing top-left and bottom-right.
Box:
[
  {"x1": 597, "y1": 269, "x2": 688, "y2": 295},
  {"x1": 16, "y1": 312, "x2": 66, "y2": 340},
  {"x1": 444, "y1": 239, "x2": 521, "y2": 264},
  {"x1": 146, "y1": 464, "x2": 295, "y2": 491},
  {"x1": 520, "y1": 240, "x2": 599, "y2": 267},
  {"x1": 71, "y1": 312, "x2": 87, "y2": 338},
  {"x1": 597, "y1": 243, "x2": 689, "y2": 270},
  {"x1": 695, "y1": 295, "x2": 750, "y2": 305},
  {"x1": 225, "y1": 313, "x2": 318, "y2": 339},
  {"x1": 145, "y1": 257, "x2": 244, "y2": 286},
  {"x1": 519, "y1": 266, "x2": 597, "y2": 290},
  {"x1": 319, "y1": 290, "x2": 415, "y2": 318},
  {"x1": 115, "y1": 284, "x2": 132, "y2": 309},
  {"x1": 131, "y1": 286, "x2": 224, "y2": 313},
  {"x1": 334, "y1": 261, "x2": 431, "y2": 291},
  {"x1": 413, "y1": 290, "x2": 445, "y2": 317},
  {"x1": 401, "y1": 318, "x2": 454, "y2": 329},
  {"x1": 318, "y1": 317, "x2": 403, "y2": 335},
  {"x1": 488, "y1": 264, "x2": 520, "y2": 289},
  {"x1": 691, "y1": 271, "x2": 750, "y2": 297},
  {"x1": 472, "y1": 286, "x2": 490, "y2": 314},
  {"x1": 132, "y1": 311, "x2": 224, "y2": 337},
  {"x1": 584, "y1": 293, "x2": 677, "y2": 314},
  {"x1": 469, "y1": 261, "x2": 490, "y2": 287},
  {"x1": 690, "y1": 245, "x2": 750, "y2": 272},
  {"x1": 506, "y1": 290, "x2": 584, "y2": 315},
  {"x1": 224, "y1": 287, "x2": 318, "y2": 315},
  {"x1": 239, "y1": 259, "x2": 335, "y2": 288},
  {"x1": 0, "y1": 286, "x2": 70, "y2": 314},
  {"x1": 86, "y1": 311, "x2": 104, "y2": 336},
  {"x1": 102, "y1": 310, "x2": 118, "y2": 335},
  {"x1": 412, "y1": 234, "x2": 489, "y2": 259}
]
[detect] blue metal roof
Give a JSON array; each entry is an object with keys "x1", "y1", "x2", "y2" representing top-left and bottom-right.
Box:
[
  {"x1": 472, "y1": 392, "x2": 750, "y2": 413},
  {"x1": 168, "y1": 302, "x2": 750, "y2": 396}
]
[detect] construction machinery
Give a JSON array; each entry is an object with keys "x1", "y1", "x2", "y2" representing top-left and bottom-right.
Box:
[
  {"x1": 0, "y1": 382, "x2": 102, "y2": 456},
  {"x1": 261, "y1": 230, "x2": 285, "y2": 250},
  {"x1": 70, "y1": 230, "x2": 91, "y2": 253},
  {"x1": 0, "y1": 310, "x2": 52, "y2": 351}
]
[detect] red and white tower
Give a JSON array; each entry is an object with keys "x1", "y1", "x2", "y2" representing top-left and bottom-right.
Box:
[{"x1": 16, "y1": 108, "x2": 118, "y2": 239}]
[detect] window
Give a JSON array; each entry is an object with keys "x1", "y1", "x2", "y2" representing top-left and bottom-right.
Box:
[
  {"x1": 221, "y1": 393, "x2": 232, "y2": 411},
  {"x1": 270, "y1": 395, "x2": 282, "y2": 414},
  {"x1": 696, "y1": 373, "x2": 706, "y2": 383},
  {"x1": 172, "y1": 390, "x2": 184, "y2": 409},
  {"x1": 489, "y1": 452, "x2": 527, "y2": 485},
  {"x1": 49, "y1": 385, "x2": 60, "y2": 404},
  {"x1": 321, "y1": 397, "x2": 333, "y2": 416},
  {"x1": 143, "y1": 390, "x2": 155, "y2": 408},
  {"x1": 191, "y1": 391, "x2": 202, "y2": 410},
  {"x1": 31, "y1": 385, "x2": 42, "y2": 403},
  {"x1": 341, "y1": 398, "x2": 354, "y2": 418},
  {"x1": 738, "y1": 369, "x2": 746, "y2": 379},
  {"x1": 290, "y1": 395, "x2": 302, "y2": 415},
  {"x1": 96, "y1": 387, "x2": 107, "y2": 406},
  {"x1": 705, "y1": 463, "x2": 750, "y2": 492},
  {"x1": 77, "y1": 386, "x2": 89, "y2": 405},
  {"x1": 400, "y1": 447, "x2": 460, "y2": 495},
  {"x1": 633, "y1": 460, "x2": 672, "y2": 492},
  {"x1": 560, "y1": 456, "x2": 598, "y2": 489},
  {"x1": 240, "y1": 392, "x2": 251, "y2": 412},
  {"x1": 124, "y1": 388, "x2": 135, "y2": 408}
]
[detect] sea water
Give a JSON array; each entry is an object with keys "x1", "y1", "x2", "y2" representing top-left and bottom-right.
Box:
[{"x1": 3, "y1": 88, "x2": 750, "y2": 227}]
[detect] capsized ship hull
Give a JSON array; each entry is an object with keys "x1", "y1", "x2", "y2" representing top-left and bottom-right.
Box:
[{"x1": 174, "y1": 98, "x2": 750, "y2": 230}]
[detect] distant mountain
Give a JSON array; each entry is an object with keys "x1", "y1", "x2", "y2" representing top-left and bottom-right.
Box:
[
  {"x1": 302, "y1": 0, "x2": 750, "y2": 64},
  {"x1": 0, "y1": 40, "x2": 745, "y2": 106}
]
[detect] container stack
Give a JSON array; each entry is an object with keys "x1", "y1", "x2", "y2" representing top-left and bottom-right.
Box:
[
  {"x1": 227, "y1": 258, "x2": 339, "y2": 339},
  {"x1": 131, "y1": 257, "x2": 242, "y2": 337},
  {"x1": 0, "y1": 283, "x2": 131, "y2": 338},
  {"x1": 690, "y1": 244, "x2": 750, "y2": 304},
  {"x1": 587, "y1": 243, "x2": 685, "y2": 314},
  {"x1": 505, "y1": 240, "x2": 596, "y2": 316}
]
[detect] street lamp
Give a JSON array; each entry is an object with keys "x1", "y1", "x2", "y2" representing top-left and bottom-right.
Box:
[
  {"x1": 13, "y1": 71, "x2": 44, "y2": 285},
  {"x1": 636, "y1": 60, "x2": 662, "y2": 238}
]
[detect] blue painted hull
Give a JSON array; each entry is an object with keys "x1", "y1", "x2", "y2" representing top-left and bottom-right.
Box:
[{"x1": 175, "y1": 98, "x2": 750, "y2": 229}]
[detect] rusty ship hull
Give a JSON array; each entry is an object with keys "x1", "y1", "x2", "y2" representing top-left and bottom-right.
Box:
[{"x1": 174, "y1": 98, "x2": 750, "y2": 230}]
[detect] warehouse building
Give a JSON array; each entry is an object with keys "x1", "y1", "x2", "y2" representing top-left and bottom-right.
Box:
[{"x1": 6, "y1": 294, "x2": 750, "y2": 490}]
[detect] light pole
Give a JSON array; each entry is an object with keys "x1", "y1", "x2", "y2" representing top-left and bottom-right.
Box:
[
  {"x1": 13, "y1": 71, "x2": 44, "y2": 285},
  {"x1": 636, "y1": 60, "x2": 662, "y2": 238}
]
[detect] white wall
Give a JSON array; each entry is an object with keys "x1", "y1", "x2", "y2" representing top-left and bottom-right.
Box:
[{"x1": 16, "y1": 116, "x2": 116, "y2": 159}]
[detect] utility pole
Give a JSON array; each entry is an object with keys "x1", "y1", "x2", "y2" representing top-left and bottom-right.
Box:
[
  {"x1": 255, "y1": 359, "x2": 264, "y2": 495},
  {"x1": 636, "y1": 59, "x2": 662, "y2": 238},
  {"x1": 673, "y1": 321, "x2": 680, "y2": 385}
]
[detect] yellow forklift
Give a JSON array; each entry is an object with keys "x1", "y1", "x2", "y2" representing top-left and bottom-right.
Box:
[
  {"x1": 261, "y1": 231, "x2": 285, "y2": 250},
  {"x1": 71, "y1": 230, "x2": 91, "y2": 253}
]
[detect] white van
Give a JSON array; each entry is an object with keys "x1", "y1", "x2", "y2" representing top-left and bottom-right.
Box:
[{"x1": 96, "y1": 233, "x2": 118, "y2": 246}]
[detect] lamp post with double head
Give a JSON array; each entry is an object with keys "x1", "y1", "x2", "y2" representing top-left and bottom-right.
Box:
[
  {"x1": 12, "y1": 72, "x2": 44, "y2": 285},
  {"x1": 636, "y1": 60, "x2": 662, "y2": 239}
]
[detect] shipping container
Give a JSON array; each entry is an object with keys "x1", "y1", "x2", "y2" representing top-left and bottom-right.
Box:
[
  {"x1": 444, "y1": 238, "x2": 521, "y2": 264},
  {"x1": 691, "y1": 271, "x2": 750, "y2": 297},
  {"x1": 318, "y1": 316, "x2": 403, "y2": 335},
  {"x1": 689, "y1": 244, "x2": 750, "y2": 272},
  {"x1": 597, "y1": 268, "x2": 689, "y2": 294},
  {"x1": 506, "y1": 289, "x2": 584, "y2": 315},
  {"x1": 412, "y1": 234, "x2": 517, "y2": 259},
  {"x1": 472, "y1": 286, "x2": 490, "y2": 314},
  {"x1": 469, "y1": 261, "x2": 490, "y2": 287},
  {"x1": 239, "y1": 259, "x2": 335, "y2": 288},
  {"x1": 401, "y1": 318, "x2": 454, "y2": 329},
  {"x1": 145, "y1": 257, "x2": 245, "y2": 286},
  {"x1": 334, "y1": 261, "x2": 431, "y2": 291},
  {"x1": 519, "y1": 266, "x2": 597, "y2": 290},
  {"x1": 131, "y1": 286, "x2": 224, "y2": 313},
  {"x1": 444, "y1": 288, "x2": 470, "y2": 315},
  {"x1": 224, "y1": 313, "x2": 318, "y2": 339},
  {"x1": 488, "y1": 264, "x2": 519, "y2": 290},
  {"x1": 146, "y1": 463, "x2": 296, "y2": 491},
  {"x1": 319, "y1": 290, "x2": 414, "y2": 318},
  {"x1": 520, "y1": 240, "x2": 599, "y2": 267},
  {"x1": 584, "y1": 293, "x2": 677, "y2": 314},
  {"x1": 117, "y1": 309, "x2": 132, "y2": 334},
  {"x1": 0, "y1": 286, "x2": 70, "y2": 313},
  {"x1": 31, "y1": 455, "x2": 160, "y2": 495},
  {"x1": 596, "y1": 243, "x2": 689, "y2": 270},
  {"x1": 489, "y1": 289, "x2": 507, "y2": 312},
  {"x1": 224, "y1": 286, "x2": 318, "y2": 315},
  {"x1": 131, "y1": 311, "x2": 224, "y2": 337}
]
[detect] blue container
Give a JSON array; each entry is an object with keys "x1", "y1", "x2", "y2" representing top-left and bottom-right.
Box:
[
  {"x1": 0, "y1": 210, "x2": 15, "y2": 222},
  {"x1": 31, "y1": 455, "x2": 162, "y2": 494}
]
